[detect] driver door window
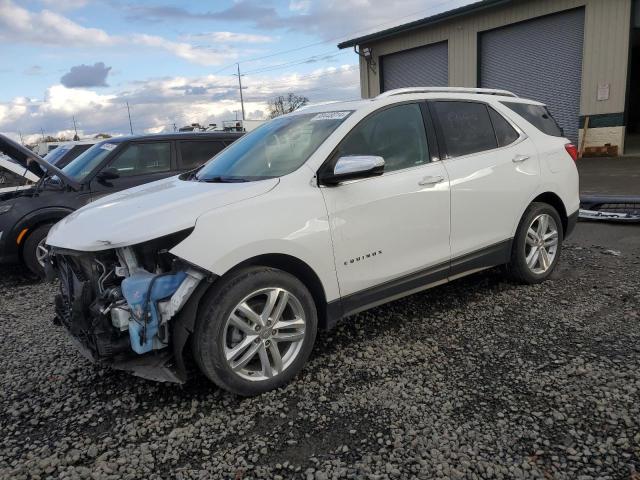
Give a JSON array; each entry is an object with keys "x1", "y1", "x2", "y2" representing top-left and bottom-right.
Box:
[
  {"x1": 336, "y1": 103, "x2": 429, "y2": 173},
  {"x1": 108, "y1": 142, "x2": 171, "y2": 177}
]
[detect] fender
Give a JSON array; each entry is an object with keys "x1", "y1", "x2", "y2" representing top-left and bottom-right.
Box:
[
  {"x1": 11, "y1": 206, "x2": 76, "y2": 245},
  {"x1": 510, "y1": 184, "x2": 571, "y2": 238}
]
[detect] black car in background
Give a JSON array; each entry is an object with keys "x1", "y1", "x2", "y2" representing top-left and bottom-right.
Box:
[
  {"x1": 43, "y1": 141, "x2": 99, "y2": 168},
  {"x1": 0, "y1": 131, "x2": 243, "y2": 276}
]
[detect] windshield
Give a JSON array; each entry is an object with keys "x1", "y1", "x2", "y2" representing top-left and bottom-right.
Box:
[
  {"x1": 62, "y1": 142, "x2": 118, "y2": 181},
  {"x1": 195, "y1": 111, "x2": 352, "y2": 181},
  {"x1": 44, "y1": 145, "x2": 72, "y2": 166}
]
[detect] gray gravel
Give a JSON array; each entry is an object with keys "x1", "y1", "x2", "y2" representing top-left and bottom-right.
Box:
[{"x1": 1, "y1": 228, "x2": 639, "y2": 479}]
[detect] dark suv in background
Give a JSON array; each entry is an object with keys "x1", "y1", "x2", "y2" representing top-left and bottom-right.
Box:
[{"x1": 0, "y1": 131, "x2": 242, "y2": 276}]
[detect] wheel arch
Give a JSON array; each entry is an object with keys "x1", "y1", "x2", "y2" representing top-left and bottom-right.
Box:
[
  {"x1": 14, "y1": 207, "x2": 73, "y2": 256},
  {"x1": 528, "y1": 192, "x2": 568, "y2": 235},
  {"x1": 228, "y1": 253, "x2": 332, "y2": 330}
]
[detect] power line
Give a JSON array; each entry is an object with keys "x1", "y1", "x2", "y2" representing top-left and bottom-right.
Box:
[{"x1": 241, "y1": 50, "x2": 350, "y2": 76}]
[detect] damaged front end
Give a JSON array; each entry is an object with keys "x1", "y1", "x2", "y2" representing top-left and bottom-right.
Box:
[{"x1": 49, "y1": 230, "x2": 213, "y2": 383}]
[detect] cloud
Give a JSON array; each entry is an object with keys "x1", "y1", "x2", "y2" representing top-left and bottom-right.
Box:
[
  {"x1": 289, "y1": 1, "x2": 311, "y2": 13},
  {"x1": 0, "y1": 66, "x2": 359, "y2": 140},
  {"x1": 0, "y1": 0, "x2": 113, "y2": 46},
  {"x1": 180, "y1": 31, "x2": 274, "y2": 44},
  {"x1": 0, "y1": 1, "x2": 235, "y2": 66},
  {"x1": 117, "y1": 0, "x2": 474, "y2": 40},
  {"x1": 131, "y1": 34, "x2": 234, "y2": 66},
  {"x1": 40, "y1": 0, "x2": 89, "y2": 10},
  {"x1": 60, "y1": 62, "x2": 111, "y2": 88}
]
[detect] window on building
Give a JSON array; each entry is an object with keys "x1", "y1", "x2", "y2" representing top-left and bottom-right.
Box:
[
  {"x1": 488, "y1": 107, "x2": 520, "y2": 147},
  {"x1": 337, "y1": 103, "x2": 429, "y2": 173},
  {"x1": 432, "y1": 101, "x2": 497, "y2": 157},
  {"x1": 502, "y1": 102, "x2": 563, "y2": 137},
  {"x1": 108, "y1": 142, "x2": 171, "y2": 177},
  {"x1": 178, "y1": 141, "x2": 226, "y2": 170}
]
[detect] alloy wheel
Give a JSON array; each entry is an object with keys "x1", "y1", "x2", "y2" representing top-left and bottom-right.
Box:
[
  {"x1": 36, "y1": 238, "x2": 48, "y2": 268},
  {"x1": 223, "y1": 287, "x2": 306, "y2": 382},
  {"x1": 524, "y1": 213, "x2": 559, "y2": 274}
]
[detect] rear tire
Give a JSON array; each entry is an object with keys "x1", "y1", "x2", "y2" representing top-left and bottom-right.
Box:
[
  {"x1": 508, "y1": 202, "x2": 563, "y2": 284},
  {"x1": 22, "y1": 224, "x2": 52, "y2": 278},
  {"x1": 193, "y1": 266, "x2": 318, "y2": 396}
]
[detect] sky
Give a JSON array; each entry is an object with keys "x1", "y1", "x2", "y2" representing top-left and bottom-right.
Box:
[{"x1": 0, "y1": 0, "x2": 473, "y2": 143}]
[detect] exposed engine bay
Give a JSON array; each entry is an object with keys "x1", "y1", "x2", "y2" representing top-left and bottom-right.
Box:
[{"x1": 49, "y1": 229, "x2": 213, "y2": 383}]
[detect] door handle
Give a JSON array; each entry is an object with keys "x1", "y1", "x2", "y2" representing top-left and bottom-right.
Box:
[
  {"x1": 512, "y1": 154, "x2": 530, "y2": 163},
  {"x1": 418, "y1": 175, "x2": 444, "y2": 186}
]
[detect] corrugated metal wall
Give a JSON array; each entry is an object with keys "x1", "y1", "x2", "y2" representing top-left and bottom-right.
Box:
[
  {"x1": 381, "y1": 41, "x2": 448, "y2": 90},
  {"x1": 479, "y1": 8, "x2": 585, "y2": 143},
  {"x1": 360, "y1": 0, "x2": 631, "y2": 118}
]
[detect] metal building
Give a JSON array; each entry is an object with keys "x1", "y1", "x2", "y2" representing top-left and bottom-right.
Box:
[{"x1": 338, "y1": 0, "x2": 640, "y2": 154}]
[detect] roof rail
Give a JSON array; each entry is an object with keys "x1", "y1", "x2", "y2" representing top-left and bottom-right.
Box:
[{"x1": 376, "y1": 87, "x2": 518, "y2": 99}]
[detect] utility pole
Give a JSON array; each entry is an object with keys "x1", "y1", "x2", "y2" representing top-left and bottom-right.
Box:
[
  {"x1": 18, "y1": 131, "x2": 24, "y2": 145},
  {"x1": 173, "y1": 123, "x2": 177, "y2": 132},
  {"x1": 72, "y1": 115, "x2": 79, "y2": 140},
  {"x1": 234, "y1": 63, "x2": 246, "y2": 121},
  {"x1": 40, "y1": 128, "x2": 45, "y2": 142},
  {"x1": 126, "y1": 101, "x2": 134, "y2": 135}
]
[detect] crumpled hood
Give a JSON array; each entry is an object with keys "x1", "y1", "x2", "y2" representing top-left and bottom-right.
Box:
[{"x1": 47, "y1": 175, "x2": 279, "y2": 251}]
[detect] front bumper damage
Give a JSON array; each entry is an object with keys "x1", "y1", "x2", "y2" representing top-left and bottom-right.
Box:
[{"x1": 49, "y1": 245, "x2": 213, "y2": 383}]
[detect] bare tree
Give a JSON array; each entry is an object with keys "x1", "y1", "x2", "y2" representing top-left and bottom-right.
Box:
[{"x1": 268, "y1": 93, "x2": 309, "y2": 118}]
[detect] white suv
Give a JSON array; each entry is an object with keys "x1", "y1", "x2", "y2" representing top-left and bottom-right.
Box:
[{"x1": 47, "y1": 87, "x2": 579, "y2": 395}]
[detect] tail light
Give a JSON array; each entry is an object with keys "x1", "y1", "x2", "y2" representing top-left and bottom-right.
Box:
[{"x1": 565, "y1": 143, "x2": 578, "y2": 162}]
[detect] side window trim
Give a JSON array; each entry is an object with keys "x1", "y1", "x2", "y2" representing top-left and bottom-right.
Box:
[
  {"x1": 419, "y1": 102, "x2": 442, "y2": 162},
  {"x1": 317, "y1": 101, "x2": 433, "y2": 180}
]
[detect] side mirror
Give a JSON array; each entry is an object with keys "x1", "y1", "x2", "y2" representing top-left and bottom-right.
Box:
[
  {"x1": 97, "y1": 167, "x2": 120, "y2": 182},
  {"x1": 320, "y1": 155, "x2": 385, "y2": 186}
]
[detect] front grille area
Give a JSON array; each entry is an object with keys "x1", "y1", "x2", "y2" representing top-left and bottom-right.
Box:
[{"x1": 53, "y1": 252, "x2": 131, "y2": 361}]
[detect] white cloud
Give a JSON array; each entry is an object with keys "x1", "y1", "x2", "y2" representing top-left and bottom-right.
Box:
[
  {"x1": 40, "y1": 0, "x2": 89, "y2": 10},
  {"x1": 0, "y1": 0, "x2": 236, "y2": 66},
  {"x1": 0, "y1": 0, "x2": 112, "y2": 46},
  {"x1": 181, "y1": 31, "x2": 275, "y2": 44},
  {"x1": 289, "y1": 0, "x2": 311, "y2": 13},
  {"x1": 131, "y1": 34, "x2": 236, "y2": 66},
  {"x1": 0, "y1": 66, "x2": 360, "y2": 141}
]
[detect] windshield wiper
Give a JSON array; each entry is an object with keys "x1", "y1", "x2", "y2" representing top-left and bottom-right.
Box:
[{"x1": 200, "y1": 176, "x2": 249, "y2": 183}]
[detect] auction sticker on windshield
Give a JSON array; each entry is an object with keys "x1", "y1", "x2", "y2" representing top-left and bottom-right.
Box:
[
  {"x1": 100, "y1": 143, "x2": 117, "y2": 151},
  {"x1": 310, "y1": 111, "x2": 351, "y2": 122}
]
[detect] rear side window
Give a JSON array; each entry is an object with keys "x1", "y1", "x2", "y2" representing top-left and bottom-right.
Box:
[
  {"x1": 432, "y1": 101, "x2": 497, "y2": 157},
  {"x1": 502, "y1": 102, "x2": 563, "y2": 137},
  {"x1": 488, "y1": 108, "x2": 520, "y2": 147},
  {"x1": 108, "y1": 142, "x2": 171, "y2": 177},
  {"x1": 178, "y1": 141, "x2": 226, "y2": 170}
]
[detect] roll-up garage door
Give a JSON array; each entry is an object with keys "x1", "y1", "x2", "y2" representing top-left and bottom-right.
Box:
[
  {"x1": 381, "y1": 41, "x2": 448, "y2": 91},
  {"x1": 480, "y1": 8, "x2": 584, "y2": 143}
]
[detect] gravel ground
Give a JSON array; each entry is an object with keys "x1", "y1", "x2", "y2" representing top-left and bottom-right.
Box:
[{"x1": 1, "y1": 226, "x2": 639, "y2": 480}]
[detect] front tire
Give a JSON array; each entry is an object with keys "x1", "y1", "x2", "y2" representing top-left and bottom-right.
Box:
[
  {"x1": 508, "y1": 202, "x2": 563, "y2": 284},
  {"x1": 22, "y1": 224, "x2": 52, "y2": 278},
  {"x1": 193, "y1": 267, "x2": 318, "y2": 396}
]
